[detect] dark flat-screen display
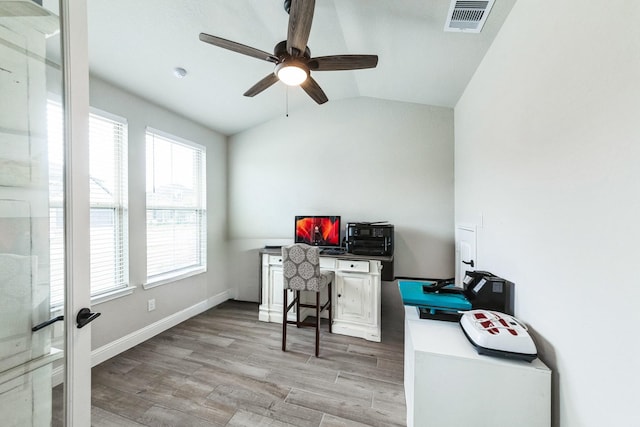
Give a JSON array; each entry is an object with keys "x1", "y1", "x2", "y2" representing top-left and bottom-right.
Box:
[{"x1": 294, "y1": 216, "x2": 341, "y2": 247}]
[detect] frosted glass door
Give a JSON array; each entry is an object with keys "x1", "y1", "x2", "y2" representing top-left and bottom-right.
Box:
[{"x1": 0, "y1": 2, "x2": 64, "y2": 425}]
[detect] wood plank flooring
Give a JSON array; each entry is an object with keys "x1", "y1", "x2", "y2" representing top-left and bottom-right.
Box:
[{"x1": 55, "y1": 284, "x2": 406, "y2": 426}]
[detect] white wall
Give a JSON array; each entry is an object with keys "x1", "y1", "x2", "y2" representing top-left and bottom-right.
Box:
[
  {"x1": 228, "y1": 97, "x2": 454, "y2": 301},
  {"x1": 88, "y1": 76, "x2": 229, "y2": 349},
  {"x1": 455, "y1": 2, "x2": 640, "y2": 426}
]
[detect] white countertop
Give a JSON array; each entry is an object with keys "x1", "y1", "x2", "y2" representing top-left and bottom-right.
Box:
[{"x1": 404, "y1": 306, "x2": 550, "y2": 372}]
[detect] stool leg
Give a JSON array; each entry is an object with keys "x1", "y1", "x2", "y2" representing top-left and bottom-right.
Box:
[
  {"x1": 296, "y1": 290, "x2": 301, "y2": 327},
  {"x1": 328, "y1": 282, "x2": 333, "y2": 334},
  {"x1": 282, "y1": 289, "x2": 287, "y2": 352},
  {"x1": 315, "y1": 291, "x2": 320, "y2": 357}
]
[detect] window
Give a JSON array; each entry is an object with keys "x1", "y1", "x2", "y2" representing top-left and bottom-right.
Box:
[
  {"x1": 88, "y1": 110, "x2": 128, "y2": 297},
  {"x1": 145, "y1": 128, "x2": 206, "y2": 285},
  {"x1": 48, "y1": 101, "x2": 65, "y2": 307},
  {"x1": 48, "y1": 102, "x2": 129, "y2": 307}
]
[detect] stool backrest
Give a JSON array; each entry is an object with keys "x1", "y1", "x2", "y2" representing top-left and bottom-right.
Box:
[{"x1": 282, "y1": 244, "x2": 322, "y2": 291}]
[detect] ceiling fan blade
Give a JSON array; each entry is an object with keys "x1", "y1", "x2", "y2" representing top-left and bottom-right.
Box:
[
  {"x1": 308, "y1": 55, "x2": 379, "y2": 71},
  {"x1": 199, "y1": 33, "x2": 278, "y2": 63},
  {"x1": 243, "y1": 73, "x2": 280, "y2": 97},
  {"x1": 300, "y1": 76, "x2": 328, "y2": 104},
  {"x1": 287, "y1": 0, "x2": 315, "y2": 56}
]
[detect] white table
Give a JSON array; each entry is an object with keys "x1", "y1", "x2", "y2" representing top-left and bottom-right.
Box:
[{"x1": 404, "y1": 306, "x2": 551, "y2": 427}]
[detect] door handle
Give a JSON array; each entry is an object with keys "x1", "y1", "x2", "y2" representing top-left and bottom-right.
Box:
[
  {"x1": 462, "y1": 259, "x2": 475, "y2": 268},
  {"x1": 32, "y1": 315, "x2": 64, "y2": 332},
  {"x1": 76, "y1": 308, "x2": 101, "y2": 329}
]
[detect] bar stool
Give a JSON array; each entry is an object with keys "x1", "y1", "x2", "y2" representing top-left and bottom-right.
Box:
[{"x1": 281, "y1": 244, "x2": 334, "y2": 357}]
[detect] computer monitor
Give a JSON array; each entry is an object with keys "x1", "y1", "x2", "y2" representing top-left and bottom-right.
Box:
[{"x1": 294, "y1": 216, "x2": 341, "y2": 247}]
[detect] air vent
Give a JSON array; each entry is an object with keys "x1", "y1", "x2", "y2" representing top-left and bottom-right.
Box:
[{"x1": 444, "y1": 0, "x2": 495, "y2": 33}]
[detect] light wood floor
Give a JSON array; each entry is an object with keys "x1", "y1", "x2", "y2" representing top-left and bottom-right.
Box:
[{"x1": 56, "y1": 285, "x2": 406, "y2": 426}]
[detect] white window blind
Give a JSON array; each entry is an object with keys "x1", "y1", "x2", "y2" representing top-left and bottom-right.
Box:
[
  {"x1": 47, "y1": 101, "x2": 65, "y2": 307},
  {"x1": 47, "y1": 101, "x2": 128, "y2": 307},
  {"x1": 145, "y1": 128, "x2": 206, "y2": 283},
  {"x1": 89, "y1": 110, "x2": 128, "y2": 296}
]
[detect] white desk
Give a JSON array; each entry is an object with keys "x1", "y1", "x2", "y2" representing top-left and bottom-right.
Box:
[
  {"x1": 404, "y1": 306, "x2": 551, "y2": 427},
  {"x1": 259, "y1": 250, "x2": 392, "y2": 342}
]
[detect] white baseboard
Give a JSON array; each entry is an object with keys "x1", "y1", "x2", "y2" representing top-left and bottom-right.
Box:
[
  {"x1": 92, "y1": 289, "x2": 231, "y2": 367},
  {"x1": 51, "y1": 289, "x2": 232, "y2": 387}
]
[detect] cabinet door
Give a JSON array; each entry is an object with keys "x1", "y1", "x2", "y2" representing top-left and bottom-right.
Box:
[
  {"x1": 269, "y1": 266, "x2": 296, "y2": 317},
  {"x1": 270, "y1": 266, "x2": 284, "y2": 309},
  {"x1": 336, "y1": 273, "x2": 371, "y2": 323}
]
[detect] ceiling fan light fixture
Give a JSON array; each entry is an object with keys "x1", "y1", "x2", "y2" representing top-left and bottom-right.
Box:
[{"x1": 275, "y1": 61, "x2": 308, "y2": 86}]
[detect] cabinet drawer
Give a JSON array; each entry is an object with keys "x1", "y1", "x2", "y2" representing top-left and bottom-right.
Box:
[
  {"x1": 268, "y1": 255, "x2": 283, "y2": 265},
  {"x1": 337, "y1": 259, "x2": 370, "y2": 273},
  {"x1": 319, "y1": 257, "x2": 336, "y2": 269}
]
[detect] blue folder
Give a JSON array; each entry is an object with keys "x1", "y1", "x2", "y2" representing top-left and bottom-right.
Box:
[{"x1": 398, "y1": 280, "x2": 472, "y2": 311}]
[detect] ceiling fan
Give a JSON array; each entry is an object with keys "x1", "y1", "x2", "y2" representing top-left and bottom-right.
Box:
[{"x1": 199, "y1": 0, "x2": 378, "y2": 104}]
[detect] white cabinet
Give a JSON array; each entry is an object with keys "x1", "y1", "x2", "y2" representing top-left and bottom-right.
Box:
[
  {"x1": 259, "y1": 254, "x2": 281, "y2": 323},
  {"x1": 259, "y1": 255, "x2": 296, "y2": 323},
  {"x1": 404, "y1": 306, "x2": 551, "y2": 427},
  {"x1": 335, "y1": 273, "x2": 370, "y2": 322},
  {"x1": 332, "y1": 260, "x2": 382, "y2": 342},
  {"x1": 259, "y1": 251, "x2": 385, "y2": 342}
]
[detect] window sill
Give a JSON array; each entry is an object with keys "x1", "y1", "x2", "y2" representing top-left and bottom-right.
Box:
[
  {"x1": 92, "y1": 285, "x2": 136, "y2": 306},
  {"x1": 143, "y1": 266, "x2": 206, "y2": 290},
  {"x1": 49, "y1": 285, "x2": 136, "y2": 312}
]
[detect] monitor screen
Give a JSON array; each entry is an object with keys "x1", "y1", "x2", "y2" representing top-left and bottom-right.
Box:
[{"x1": 294, "y1": 216, "x2": 341, "y2": 247}]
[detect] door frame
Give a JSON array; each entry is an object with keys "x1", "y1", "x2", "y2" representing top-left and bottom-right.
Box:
[{"x1": 61, "y1": 0, "x2": 92, "y2": 424}]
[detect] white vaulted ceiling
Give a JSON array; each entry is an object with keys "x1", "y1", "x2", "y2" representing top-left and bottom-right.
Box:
[{"x1": 87, "y1": 0, "x2": 515, "y2": 135}]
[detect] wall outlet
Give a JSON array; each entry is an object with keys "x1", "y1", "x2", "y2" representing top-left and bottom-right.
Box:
[{"x1": 147, "y1": 299, "x2": 156, "y2": 312}]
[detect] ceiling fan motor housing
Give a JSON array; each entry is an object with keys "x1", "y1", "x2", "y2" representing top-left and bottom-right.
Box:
[{"x1": 274, "y1": 40, "x2": 310, "y2": 60}]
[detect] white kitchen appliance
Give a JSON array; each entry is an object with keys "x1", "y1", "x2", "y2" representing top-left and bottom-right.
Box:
[{"x1": 459, "y1": 309, "x2": 537, "y2": 362}]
